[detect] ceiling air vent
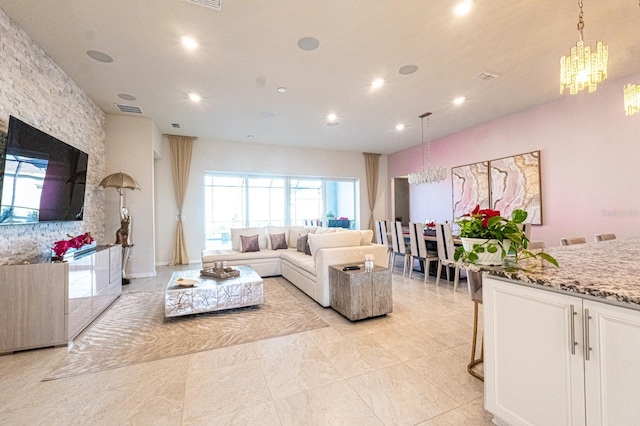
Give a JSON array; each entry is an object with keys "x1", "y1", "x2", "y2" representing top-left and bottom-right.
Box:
[
  {"x1": 183, "y1": 0, "x2": 222, "y2": 11},
  {"x1": 171, "y1": 123, "x2": 181, "y2": 128},
  {"x1": 473, "y1": 71, "x2": 500, "y2": 81},
  {"x1": 115, "y1": 104, "x2": 143, "y2": 114}
]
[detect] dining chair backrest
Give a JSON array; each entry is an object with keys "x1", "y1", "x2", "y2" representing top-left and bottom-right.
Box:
[
  {"x1": 560, "y1": 237, "x2": 587, "y2": 246},
  {"x1": 595, "y1": 233, "x2": 616, "y2": 242},
  {"x1": 527, "y1": 241, "x2": 545, "y2": 252},
  {"x1": 408, "y1": 222, "x2": 428, "y2": 259},
  {"x1": 520, "y1": 223, "x2": 532, "y2": 240},
  {"x1": 375, "y1": 220, "x2": 390, "y2": 246},
  {"x1": 435, "y1": 222, "x2": 455, "y2": 262},
  {"x1": 390, "y1": 221, "x2": 406, "y2": 254}
]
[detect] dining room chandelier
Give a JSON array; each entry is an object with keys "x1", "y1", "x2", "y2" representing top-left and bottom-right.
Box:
[
  {"x1": 624, "y1": 84, "x2": 640, "y2": 116},
  {"x1": 560, "y1": 0, "x2": 608, "y2": 95},
  {"x1": 407, "y1": 112, "x2": 446, "y2": 185}
]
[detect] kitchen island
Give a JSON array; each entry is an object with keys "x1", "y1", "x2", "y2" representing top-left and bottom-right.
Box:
[{"x1": 479, "y1": 239, "x2": 640, "y2": 426}]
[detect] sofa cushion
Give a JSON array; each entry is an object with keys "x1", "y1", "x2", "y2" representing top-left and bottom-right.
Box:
[
  {"x1": 288, "y1": 226, "x2": 312, "y2": 248},
  {"x1": 269, "y1": 233, "x2": 288, "y2": 250},
  {"x1": 307, "y1": 231, "x2": 362, "y2": 259},
  {"x1": 240, "y1": 234, "x2": 260, "y2": 252},
  {"x1": 267, "y1": 226, "x2": 290, "y2": 247},
  {"x1": 359, "y1": 229, "x2": 374, "y2": 245},
  {"x1": 231, "y1": 227, "x2": 268, "y2": 251},
  {"x1": 296, "y1": 233, "x2": 308, "y2": 253}
]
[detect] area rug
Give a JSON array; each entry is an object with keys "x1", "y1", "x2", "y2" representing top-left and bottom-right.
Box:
[{"x1": 44, "y1": 277, "x2": 327, "y2": 381}]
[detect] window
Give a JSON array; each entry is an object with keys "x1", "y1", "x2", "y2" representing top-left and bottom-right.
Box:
[{"x1": 204, "y1": 173, "x2": 357, "y2": 249}]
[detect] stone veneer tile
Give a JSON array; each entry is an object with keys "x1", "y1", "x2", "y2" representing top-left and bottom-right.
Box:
[{"x1": 0, "y1": 8, "x2": 106, "y2": 265}]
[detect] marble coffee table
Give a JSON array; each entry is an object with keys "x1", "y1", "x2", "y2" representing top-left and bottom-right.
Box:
[{"x1": 165, "y1": 265, "x2": 264, "y2": 317}]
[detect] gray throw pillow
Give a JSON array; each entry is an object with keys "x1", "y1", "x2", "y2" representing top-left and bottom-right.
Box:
[
  {"x1": 240, "y1": 234, "x2": 260, "y2": 252},
  {"x1": 269, "y1": 233, "x2": 287, "y2": 250},
  {"x1": 296, "y1": 233, "x2": 308, "y2": 253}
]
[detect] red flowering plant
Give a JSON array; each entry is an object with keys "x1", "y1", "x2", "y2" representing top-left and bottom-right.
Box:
[
  {"x1": 52, "y1": 232, "x2": 94, "y2": 258},
  {"x1": 454, "y1": 205, "x2": 558, "y2": 267}
]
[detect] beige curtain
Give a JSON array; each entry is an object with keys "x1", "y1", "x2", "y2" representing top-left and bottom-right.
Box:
[
  {"x1": 168, "y1": 135, "x2": 196, "y2": 265},
  {"x1": 363, "y1": 152, "x2": 381, "y2": 232}
]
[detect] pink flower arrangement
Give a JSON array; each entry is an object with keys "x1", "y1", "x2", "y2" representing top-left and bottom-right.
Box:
[{"x1": 52, "y1": 232, "x2": 94, "y2": 257}]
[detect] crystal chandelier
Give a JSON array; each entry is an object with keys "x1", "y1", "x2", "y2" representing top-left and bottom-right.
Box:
[
  {"x1": 624, "y1": 84, "x2": 640, "y2": 116},
  {"x1": 408, "y1": 112, "x2": 446, "y2": 185},
  {"x1": 560, "y1": 0, "x2": 608, "y2": 95}
]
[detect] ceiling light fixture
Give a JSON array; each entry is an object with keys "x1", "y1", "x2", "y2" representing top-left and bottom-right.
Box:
[
  {"x1": 396, "y1": 123, "x2": 405, "y2": 131},
  {"x1": 188, "y1": 93, "x2": 201, "y2": 102},
  {"x1": 327, "y1": 113, "x2": 337, "y2": 122},
  {"x1": 560, "y1": 0, "x2": 607, "y2": 95},
  {"x1": 86, "y1": 50, "x2": 113, "y2": 63},
  {"x1": 408, "y1": 112, "x2": 446, "y2": 185},
  {"x1": 181, "y1": 36, "x2": 199, "y2": 50},
  {"x1": 371, "y1": 78, "x2": 384, "y2": 89},
  {"x1": 453, "y1": 96, "x2": 466, "y2": 106},
  {"x1": 623, "y1": 2, "x2": 640, "y2": 116},
  {"x1": 399, "y1": 65, "x2": 418, "y2": 75},
  {"x1": 453, "y1": 0, "x2": 473, "y2": 16},
  {"x1": 277, "y1": 87, "x2": 287, "y2": 93},
  {"x1": 297, "y1": 37, "x2": 320, "y2": 51},
  {"x1": 624, "y1": 84, "x2": 640, "y2": 116}
]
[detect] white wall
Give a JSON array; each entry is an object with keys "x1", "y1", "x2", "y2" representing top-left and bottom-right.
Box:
[
  {"x1": 104, "y1": 115, "x2": 157, "y2": 277},
  {"x1": 388, "y1": 72, "x2": 640, "y2": 248},
  {"x1": 154, "y1": 138, "x2": 388, "y2": 264}
]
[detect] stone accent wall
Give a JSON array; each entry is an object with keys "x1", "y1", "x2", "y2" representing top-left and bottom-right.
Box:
[{"x1": 0, "y1": 9, "x2": 106, "y2": 265}]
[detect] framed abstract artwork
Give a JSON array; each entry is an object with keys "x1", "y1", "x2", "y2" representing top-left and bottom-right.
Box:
[
  {"x1": 452, "y1": 161, "x2": 490, "y2": 219},
  {"x1": 490, "y1": 151, "x2": 542, "y2": 225},
  {"x1": 452, "y1": 150, "x2": 542, "y2": 225}
]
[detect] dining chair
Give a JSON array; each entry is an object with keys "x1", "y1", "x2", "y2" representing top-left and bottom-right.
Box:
[
  {"x1": 520, "y1": 223, "x2": 532, "y2": 240},
  {"x1": 595, "y1": 233, "x2": 617, "y2": 242},
  {"x1": 375, "y1": 220, "x2": 392, "y2": 264},
  {"x1": 408, "y1": 222, "x2": 439, "y2": 283},
  {"x1": 466, "y1": 269, "x2": 484, "y2": 381},
  {"x1": 560, "y1": 237, "x2": 587, "y2": 246},
  {"x1": 390, "y1": 221, "x2": 410, "y2": 276},
  {"x1": 527, "y1": 241, "x2": 545, "y2": 252},
  {"x1": 435, "y1": 222, "x2": 461, "y2": 292}
]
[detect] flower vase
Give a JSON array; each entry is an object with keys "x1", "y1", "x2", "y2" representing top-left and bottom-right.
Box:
[{"x1": 460, "y1": 237, "x2": 511, "y2": 266}]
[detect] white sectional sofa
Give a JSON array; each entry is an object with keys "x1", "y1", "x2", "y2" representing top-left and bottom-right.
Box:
[{"x1": 201, "y1": 225, "x2": 389, "y2": 307}]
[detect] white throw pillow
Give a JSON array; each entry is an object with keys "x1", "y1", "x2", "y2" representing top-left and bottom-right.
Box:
[{"x1": 307, "y1": 231, "x2": 362, "y2": 259}]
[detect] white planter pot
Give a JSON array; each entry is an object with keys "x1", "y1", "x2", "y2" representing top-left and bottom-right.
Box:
[{"x1": 461, "y1": 237, "x2": 511, "y2": 266}]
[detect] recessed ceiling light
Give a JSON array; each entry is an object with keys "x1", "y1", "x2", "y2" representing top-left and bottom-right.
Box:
[
  {"x1": 327, "y1": 113, "x2": 337, "y2": 122},
  {"x1": 260, "y1": 111, "x2": 274, "y2": 118},
  {"x1": 297, "y1": 37, "x2": 320, "y2": 51},
  {"x1": 181, "y1": 36, "x2": 199, "y2": 50},
  {"x1": 118, "y1": 93, "x2": 137, "y2": 101},
  {"x1": 396, "y1": 123, "x2": 405, "y2": 131},
  {"x1": 398, "y1": 65, "x2": 418, "y2": 75},
  {"x1": 326, "y1": 122, "x2": 339, "y2": 127},
  {"x1": 453, "y1": 96, "x2": 466, "y2": 105},
  {"x1": 371, "y1": 78, "x2": 385, "y2": 89},
  {"x1": 453, "y1": 0, "x2": 473, "y2": 16},
  {"x1": 86, "y1": 50, "x2": 113, "y2": 63},
  {"x1": 247, "y1": 135, "x2": 254, "y2": 138},
  {"x1": 188, "y1": 93, "x2": 201, "y2": 102},
  {"x1": 277, "y1": 87, "x2": 287, "y2": 93}
]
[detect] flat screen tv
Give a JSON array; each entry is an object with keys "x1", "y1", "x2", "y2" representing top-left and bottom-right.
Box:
[{"x1": 0, "y1": 116, "x2": 89, "y2": 224}]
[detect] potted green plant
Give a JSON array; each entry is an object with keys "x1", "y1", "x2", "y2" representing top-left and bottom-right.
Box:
[{"x1": 453, "y1": 205, "x2": 558, "y2": 267}]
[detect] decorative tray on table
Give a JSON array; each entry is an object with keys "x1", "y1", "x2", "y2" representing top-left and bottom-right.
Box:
[{"x1": 200, "y1": 267, "x2": 240, "y2": 279}]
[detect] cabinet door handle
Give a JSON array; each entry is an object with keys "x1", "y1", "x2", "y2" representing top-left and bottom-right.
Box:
[
  {"x1": 569, "y1": 304, "x2": 578, "y2": 354},
  {"x1": 584, "y1": 308, "x2": 592, "y2": 361}
]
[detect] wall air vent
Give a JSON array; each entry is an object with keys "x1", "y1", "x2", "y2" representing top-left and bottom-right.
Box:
[
  {"x1": 115, "y1": 104, "x2": 143, "y2": 114},
  {"x1": 171, "y1": 123, "x2": 181, "y2": 128},
  {"x1": 473, "y1": 71, "x2": 500, "y2": 81},
  {"x1": 183, "y1": 0, "x2": 222, "y2": 11}
]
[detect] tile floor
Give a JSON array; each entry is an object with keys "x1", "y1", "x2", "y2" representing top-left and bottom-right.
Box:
[{"x1": 0, "y1": 259, "x2": 493, "y2": 425}]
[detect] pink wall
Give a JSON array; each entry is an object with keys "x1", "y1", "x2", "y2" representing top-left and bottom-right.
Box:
[{"x1": 388, "y1": 73, "x2": 640, "y2": 248}]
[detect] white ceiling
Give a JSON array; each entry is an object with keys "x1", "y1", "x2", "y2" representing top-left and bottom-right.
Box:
[{"x1": 1, "y1": 0, "x2": 639, "y2": 154}]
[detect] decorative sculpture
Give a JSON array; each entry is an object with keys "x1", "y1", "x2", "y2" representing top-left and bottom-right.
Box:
[{"x1": 116, "y1": 208, "x2": 131, "y2": 246}]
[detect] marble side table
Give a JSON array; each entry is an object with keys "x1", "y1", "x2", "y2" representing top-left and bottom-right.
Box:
[{"x1": 329, "y1": 264, "x2": 392, "y2": 321}]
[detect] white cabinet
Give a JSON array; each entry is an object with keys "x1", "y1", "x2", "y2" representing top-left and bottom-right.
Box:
[{"x1": 484, "y1": 276, "x2": 640, "y2": 426}]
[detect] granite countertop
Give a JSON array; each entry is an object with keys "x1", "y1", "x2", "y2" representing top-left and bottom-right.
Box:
[{"x1": 464, "y1": 239, "x2": 640, "y2": 309}]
